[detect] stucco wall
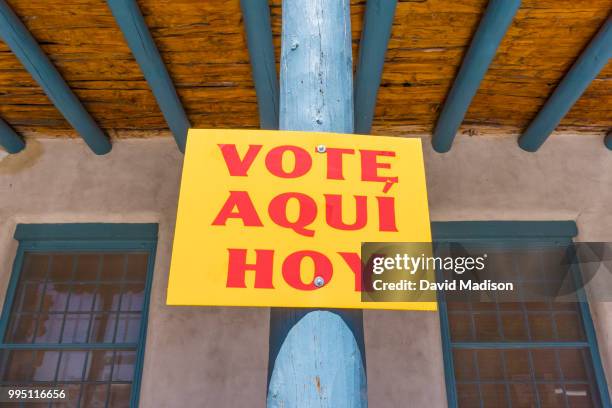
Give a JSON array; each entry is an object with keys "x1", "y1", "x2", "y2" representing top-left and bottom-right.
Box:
[{"x1": 0, "y1": 134, "x2": 610, "y2": 407}]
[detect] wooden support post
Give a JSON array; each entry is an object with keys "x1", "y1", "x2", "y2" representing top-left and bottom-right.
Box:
[
  {"x1": 432, "y1": 0, "x2": 521, "y2": 153},
  {"x1": 519, "y1": 17, "x2": 612, "y2": 152},
  {"x1": 0, "y1": 117, "x2": 25, "y2": 154},
  {"x1": 354, "y1": 0, "x2": 397, "y2": 135},
  {"x1": 240, "y1": 0, "x2": 279, "y2": 130},
  {"x1": 267, "y1": 1, "x2": 367, "y2": 407},
  {"x1": 107, "y1": 0, "x2": 191, "y2": 152},
  {"x1": 0, "y1": 0, "x2": 111, "y2": 155}
]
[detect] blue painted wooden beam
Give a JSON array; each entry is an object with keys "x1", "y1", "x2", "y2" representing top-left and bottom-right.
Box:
[
  {"x1": 268, "y1": 0, "x2": 367, "y2": 406},
  {"x1": 107, "y1": 0, "x2": 190, "y2": 152},
  {"x1": 240, "y1": 0, "x2": 279, "y2": 130},
  {"x1": 0, "y1": 0, "x2": 111, "y2": 155},
  {"x1": 432, "y1": 0, "x2": 521, "y2": 153},
  {"x1": 606, "y1": 130, "x2": 612, "y2": 150},
  {"x1": 519, "y1": 17, "x2": 612, "y2": 152},
  {"x1": 354, "y1": 0, "x2": 397, "y2": 134},
  {"x1": 0, "y1": 117, "x2": 25, "y2": 154}
]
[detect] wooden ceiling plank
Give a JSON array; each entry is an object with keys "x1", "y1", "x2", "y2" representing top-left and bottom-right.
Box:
[
  {"x1": 519, "y1": 16, "x2": 612, "y2": 152},
  {"x1": 0, "y1": 0, "x2": 111, "y2": 154},
  {"x1": 431, "y1": 0, "x2": 522, "y2": 153},
  {"x1": 0, "y1": 115, "x2": 24, "y2": 153},
  {"x1": 240, "y1": 0, "x2": 279, "y2": 130},
  {"x1": 354, "y1": 0, "x2": 397, "y2": 135},
  {"x1": 107, "y1": 0, "x2": 190, "y2": 152}
]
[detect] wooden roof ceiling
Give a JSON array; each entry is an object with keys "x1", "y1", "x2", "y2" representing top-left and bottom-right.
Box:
[{"x1": 0, "y1": 0, "x2": 610, "y2": 140}]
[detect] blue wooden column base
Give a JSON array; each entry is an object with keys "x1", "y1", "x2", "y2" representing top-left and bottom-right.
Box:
[{"x1": 268, "y1": 309, "x2": 367, "y2": 406}]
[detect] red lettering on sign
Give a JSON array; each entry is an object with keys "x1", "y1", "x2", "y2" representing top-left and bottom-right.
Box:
[
  {"x1": 226, "y1": 249, "x2": 274, "y2": 288},
  {"x1": 324, "y1": 194, "x2": 367, "y2": 231},
  {"x1": 282, "y1": 250, "x2": 333, "y2": 290},
  {"x1": 360, "y1": 149, "x2": 399, "y2": 192},
  {"x1": 377, "y1": 196, "x2": 398, "y2": 232},
  {"x1": 212, "y1": 191, "x2": 263, "y2": 227},
  {"x1": 337, "y1": 252, "x2": 363, "y2": 291},
  {"x1": 268, "y1": 192, "x2": 317, "y2": 237},
  {"x1": 265, "y1": 145, "x2": 312, "y2": 178},
  {"x1": 325, "y1": 148, "x2": 354, "y2": 180},
  {"x1": 218, "y1": 144, "x2": 262, "y2": 176}
]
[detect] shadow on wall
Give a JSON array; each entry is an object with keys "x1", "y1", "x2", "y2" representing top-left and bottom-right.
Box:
[{"x1": 0, "y1": 139, "x2": 43, "y2": 175}]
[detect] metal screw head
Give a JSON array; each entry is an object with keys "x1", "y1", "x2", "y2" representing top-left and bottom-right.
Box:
[
  {"x1": 314, "y1": 276, "x2": 325, "y2": 287},
  {"x1": 316, "y1": 144, "x2": 326, "y2": 153}
]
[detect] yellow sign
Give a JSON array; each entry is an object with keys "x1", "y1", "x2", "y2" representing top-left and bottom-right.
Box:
[{"x1": 167, "y1": 129, "x2": 434, "y2": 310}]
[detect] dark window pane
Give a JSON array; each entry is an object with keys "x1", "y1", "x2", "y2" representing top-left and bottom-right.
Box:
[
  {"x1": 538, "y1": 383, "x2": 566, "y2": 408},
  {"x1": 532, "y1": 349, "x2": 560, "y2": 381},
  {"x1": 480, "y1": 383, "x2": 508, "y2": 407},
  {"x1": 115, "y1": 313, "x2": 141, "y2": 343},
  {"x1": 109, "y1": 383, "x2": 131, "y2": 407},
  {"x1": 32, "y1": 350, "x2": 60, "y2": 381},
  {"x1": 120, "y1": 283, "x2": 145, "y2": 312},
  {"x1": 449, "y1": 313, "x2": 473, "y2": 341},
  {"x1": 101, "y1": 254, "x2": 125, "y2": 281},
  {"x1": 555, "y1": 312, "x2": 584, "y2": 341},
  {"x1": 6, "y1": 313, "x2": 37, "y2": 343},
  {"x1": 453, "y1": 349, "x2": 476, "y2": 381},
  {"x1": 22, "y1": 254, "x2": 50, "y2": 280},
  {"x1": 61, "y1": 313, "x2": 90, "y2": 343},
  {"x1": 94, "y1": 284, "x2": 121, "y2": 312},
  {"x1": 126, "y1": 253, "x2": 148, "y2": 281},
  {"x1": 56, "y1": 351, "x2": 87, "y2": 381},
  {"x1": 509, "y1": 383, "x2": 537, "y2": 408},
  {"x1": 34, "y1": 314, "x2": 63, "y2": 343},
  {"x1": 14, "y1": 282, "x2": 45, "y2": 312},
  {"x1": 67, "y1": 284, "x2": 96, "y2": 312},
  {"x1": 558, "y1": 348, "x2": 589, "y2": 381},
  {"x1": 49, "y1": 255, "x2": 74, "y2": 282},
  {"x1": 88, "y1": 313, "x2": 117, "y2": 343},
  {"x1": 81, "y1": 384, "x2": 108, "y2": 407},
  {"x1": 75, "y1": 254, "x2": 101, "y2": 281},
  {"x1": 501, "y1": 313, "x2": 528, "y2": 341},
  {"x1": 50, "y1": 384, "x2": 81, "y2": 408},
  {"x1": 504, "y1": 350, "x2": 531, "y2": 381},
  {"x1": 112, "y1": 351, "x2": 136, "y2": 382},
  {"x1": 457, "y1": 383, "x2": 480, "y2": 408},
  {"x1": 85, "y1": 350, "x2": 113, "y2": 382},
  {"x1": 565, "y1": 383, "x2": 595, "y2": 408},
  {"x1": 528, "y1": 313, "x2": 555, "y2": 340},
  {"x1": 43, "y1": 283, "x2": 70, "y2": 312},
  {"x1": 477, "y1": 350, "x2": 504, "y2": 381},
  {"x1": 474, "y1": 313, "x2": 501, "y2": 341},
  {"x1": 2, "y1": 350, "x2": 35, "y2": 381}
]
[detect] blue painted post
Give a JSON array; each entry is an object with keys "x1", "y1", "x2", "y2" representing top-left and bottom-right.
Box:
[
  {"x1": 268, "y1": 0, "x2": 367, "y2": 407},
  {"x1": 519, "y1": 17, "x2": 612, "y2": 152},
  {"x1": 432, "y1": 0, "x2": 521, "y2": 153},
  {"x1": 0, "y1": 0, "x2": 111, "y2": 155},
  {"x1": 605, "y1": 130, "x2": 612, "y2": 151},
  {"x1": 107, "y1": 0, "x2": 191, "y2": 152},
  {"x1": 0, "y1": 117, "x2": 25, "y2": 154},
  {"x1": 240, "y1": 0, "x2": 279, "y2": 130},
  {"x1": 354, "y1": 0, "x2": 397, "y2": 135}
]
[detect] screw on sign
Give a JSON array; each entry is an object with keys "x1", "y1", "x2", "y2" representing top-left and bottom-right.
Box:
[{"x1": 212, "y1": 142, "x2": 399, "y2": 291}]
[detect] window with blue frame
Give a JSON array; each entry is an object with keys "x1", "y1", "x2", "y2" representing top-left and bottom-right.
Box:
[
  {"x1": 0, "y1": 224, "x2": 157, "y2": 408},
  {"x1": 434, "y1": 221, "x2": 610, "y2": 408}
]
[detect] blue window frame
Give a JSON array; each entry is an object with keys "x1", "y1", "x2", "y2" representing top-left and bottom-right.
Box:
[
  {"x1": 0, "y1": 223, "x2": 157, "y2": 408},
  {"x1": 434, "y1": 221, "x2": 610, "y2": 408}
]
